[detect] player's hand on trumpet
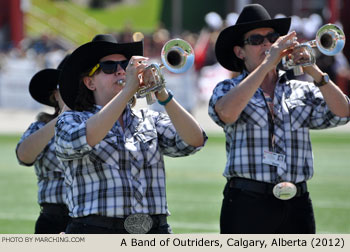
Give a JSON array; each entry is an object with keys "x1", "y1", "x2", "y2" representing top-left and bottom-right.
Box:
[{"x1": 125, "y1": 56, "x2": 149, "y2": 94}]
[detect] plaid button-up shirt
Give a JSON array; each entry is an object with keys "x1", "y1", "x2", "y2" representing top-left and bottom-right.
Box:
[
  {"x1": 55, "y1": 105, "x2": 206, "y2": 218},
  {"x1": 209, "y1": 71, "x2": 350, "y2": 183},
  {"x1": 16, "y1": 121, "x2": 66, "y2": 204}
]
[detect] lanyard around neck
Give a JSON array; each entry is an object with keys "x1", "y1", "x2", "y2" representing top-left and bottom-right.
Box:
[{"x1": 261, "y1": 90, "x2": 275, "y2": 150}]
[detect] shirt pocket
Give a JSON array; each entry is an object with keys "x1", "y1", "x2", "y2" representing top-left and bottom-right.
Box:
[
  {"x1": 285, "y1": 98, "x2": 312, "y2": 130},
  {"x1": 134, "y1": 129, "x2": 160, "y2": 166},
  {"x1": 240, "y1": 97, "x2": 268, "y2": 128},
  {"x1": 74, "y1": 162, "x2": 120, "y2": 182},
  {"x1": 89, "y1": 134, "x2": 121, "y2": 168}
]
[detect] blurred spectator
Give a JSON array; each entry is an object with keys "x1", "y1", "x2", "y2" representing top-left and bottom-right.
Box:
[
  {"x1": 225, "y1": 12, "x2": 239, "y2": 27},
  {"x1": 152, "y1": 26, "x2": 170, "y2": 57},
  {"x1": 1, "y1": 8, "x2": 349, "y2": 110},
  {"x1": 194, "y1": 12, "x2": 222, "y2": 71},
  {"x1": 197, "y1": 62, "x2": 232, "y2": 103}
]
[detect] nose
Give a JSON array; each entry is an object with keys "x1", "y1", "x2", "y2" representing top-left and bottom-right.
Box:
[
  {"x1": 115, "y1": 64, "x2": 126, "y2": 75},
  {"x1": 262, "y1": 37, "x2": 271, "y2": 45}
]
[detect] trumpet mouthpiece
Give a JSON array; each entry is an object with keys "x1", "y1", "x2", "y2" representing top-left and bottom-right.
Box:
[{"x1": 117, "y1": 79, "x2": 126, "y2": 86}]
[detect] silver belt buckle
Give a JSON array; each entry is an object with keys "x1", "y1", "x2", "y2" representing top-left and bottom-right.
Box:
[
  {"x1": 273, "y1": 182, "x2": 297, "y2": 200},
  {"x1": 124, "y1": 213, "x2": 153, "y2": 234}
]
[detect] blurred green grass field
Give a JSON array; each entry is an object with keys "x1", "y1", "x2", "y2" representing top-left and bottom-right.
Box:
[
  {"x1": 27, "y1": 0, "x2": 162, "y2": 45},
  {"x1": 0, "y1": 132, "x2": 349, "y2": 234}
]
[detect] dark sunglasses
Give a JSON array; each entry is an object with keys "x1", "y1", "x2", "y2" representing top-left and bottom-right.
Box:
[
  {"x1": 243, "y1": 32, "x2": 280, "y2": 46},
  {"x1": 88, "y1": 60, "x2": 129, "y2": 76}
]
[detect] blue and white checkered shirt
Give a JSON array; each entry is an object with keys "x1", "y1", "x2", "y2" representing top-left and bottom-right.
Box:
[
  {"x1": 55, "y1": 105, "x2": 206, "y2": 218},
  {"x1": 209, "y1": 71, "x2": 350, "y2": 183},
  {"x1": 16, "y1": 121, "x2": 66, "y2": 204}
]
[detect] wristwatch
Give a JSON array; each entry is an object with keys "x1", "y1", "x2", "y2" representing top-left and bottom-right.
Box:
[{"x1": 314, "y1": 73, "x2": 330, "y2": 87}]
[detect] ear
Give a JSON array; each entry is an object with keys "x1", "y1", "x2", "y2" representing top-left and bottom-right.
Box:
[
  {"x1": 53, "y1": 90, "x2": 59, "y2": 100},
  {"x1": 53, "y1": 90, "x2": 60, "y2": 103},
  {"x1": 83, "y1": 76, "x2": 96, "y2": 91},
  {"x1": 234, "y1": 45, "x2": 245, "y2": 60}
]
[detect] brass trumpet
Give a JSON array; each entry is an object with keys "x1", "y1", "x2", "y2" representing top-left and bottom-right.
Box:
[
  {"x1": 282, "y1": 23, "x2": 346, "y2": 75},
  {"x1": 137, "y1": 38, "x2": 195, "y2": 104}
]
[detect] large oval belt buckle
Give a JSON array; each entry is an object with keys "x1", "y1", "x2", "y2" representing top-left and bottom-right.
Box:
[
  {"x1": 273, "y1": 182, "x2": 297, "y2": 200},
  {"x1": 124, "y1": 213, "x2": 153, "y2": 234}
]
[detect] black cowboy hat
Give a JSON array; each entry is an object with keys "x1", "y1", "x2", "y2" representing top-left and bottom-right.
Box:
[
  {"x1": 215, "y1": 4, "x2": 291, "y2": 71},
  {"x1": 29, "y1": 54, "x2": 70, "y2": 107},
  {"x1": 59, "y1": 34, "x2": 143, "y2": 109}
]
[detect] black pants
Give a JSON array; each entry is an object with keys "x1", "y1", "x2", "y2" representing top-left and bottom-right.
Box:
[
  {"x1": 35, "y1": 204, "x2": 71, "y2": 234},
  {"x1": 220, "y1": 182, "x2": 316, "y2": 234}
]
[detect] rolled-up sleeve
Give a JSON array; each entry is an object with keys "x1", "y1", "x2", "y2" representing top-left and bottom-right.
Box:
[
  {"x1": 153, "y1": 110, "x2": 207, "y2": 157},
  {"x1": 16, "y1": 122, "x2": 46, "y2": 166},
  {"x1": 55, "y1": 111, "x2": 96, "y2": 160},
  {"x1": 311, "y1": 94, "x2": 350, "y2": 129},
  {"x1": 208, "y1": 79, "x2": 237, "y2": 128},
  {"x1": 288, "y1": 81, "x2": 350, "y2": 129}
]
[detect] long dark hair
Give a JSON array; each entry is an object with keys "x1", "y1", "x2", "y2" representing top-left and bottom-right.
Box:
[
  {"x1": 74, "y1": 71, "x2": 96, "y2": 111},
  {"x1": 36, "y1": 92, "x2": 59, "y2": 123}
]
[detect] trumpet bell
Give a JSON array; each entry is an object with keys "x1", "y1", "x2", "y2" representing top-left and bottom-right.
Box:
[
  {"x1": 161, "y1": 38, "x2": 195, "y2": 74},
  {"x1": 316, "y1": 23, "x2": 345, "y2": 56},
  {"x1": 136, "y1": 38, "x2": 195, "y2": 104},
  {"x1": 281, "y1": 23, "x2": 346, "y2": 75}
]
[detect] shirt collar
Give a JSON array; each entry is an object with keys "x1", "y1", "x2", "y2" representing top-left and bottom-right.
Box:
[
  {"x1": 277, "y1": 69, "x2": 288, "y2": 84},
  {"x1": 123, "y1": 104, "x2": 133, "y2": 128},
  {"x1": 240, "y1": 70, "x2": 249, "y2": 79}
]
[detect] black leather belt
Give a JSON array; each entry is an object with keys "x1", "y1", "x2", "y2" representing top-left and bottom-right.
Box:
[
  {"x1": 229, "y1": 177, "x2": 307, "y2": 198},
  {"x1": 40, "y1": 203, "x2": 69, "y2": 215},
  {"x1": 73, "y1": 214, "x2": 167, "y2": 230}
]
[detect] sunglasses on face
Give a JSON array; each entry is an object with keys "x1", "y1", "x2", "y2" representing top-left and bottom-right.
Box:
[
  {"x1": 243, "y1": 32, "x2": 280, "y2": 46},
  {"x1": 88, "y1": 60, "x2": 129, "y2": 76}
]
